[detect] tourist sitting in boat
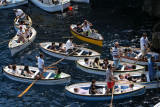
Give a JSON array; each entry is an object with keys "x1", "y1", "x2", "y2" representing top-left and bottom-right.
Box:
[
  {"x1": 17, "y1": 26, "x2": 25, "y2": 43},
  {"x1": 66, "y1": 37, "x2": 77, "y2": 54},
  {"x1": 25, "y1": 27, "x2": 31, "y2": 38},
  {"x1": 124, "y1": 64, "x2": 136, "y2": 70},
  {"x1": 89, "y1": 80, "x2": 104, "y2": 94},
  {"x1": 119, "y1": 74, "x2": 129, "y2": 81},
  {"x1": 21, "y1": 65, "x2": 33, "y2": 77},
  {"x1": 74, "y1": 88, "x2": 88, "y2": 94},
  {"x1": 148, "y1": 56, "x2": 158, "y2": 81},
  {"x1": 84, "y1": 58, "x2": 91, "y2": 67},
  {"x1": 74, "y1": 22, "x2": 83, "y2": 33},
  {"x1": 127, "y1": 48, "x2": 137, "y2": 58},
  {"x1": 102, "y1": 58, "x2": 109, "y2": 69},
  {"x1": 122, "y1": 83, "x2": 134, "y2": 92},
  {"x1": 93, "y1": 57, "x2": 101, "y2": 68},
  {"x1": 49, "y1": 42, "x2": 57, "y2": 51},
  {"x1": 87, "y1": 51, "x2": 92, "y2": 56},
  {"x1": 58, "y1": 42, "x2": 65, "y2": 52},
  {"x1": 12, "y1": 64, "x2": 21, "y2": 76},
  {"x1": 81, "y1": 20, "x2": 92, "y2": 36},
  {"x1": 136, "y1": 74, "x2": 147, "y2": 82},
  {"x1": 140, "y1": 32, "x2": 152, "y2": 60},
  {"x1": 90, "y1": 86, "x2": 100, "y2": 94},
  {"x1": 123, "y1": 48, "x2": 128, "y2": 57},
  {"x1": 19, "y1": 21, "x2": 26, "y2": 30},
  {"x1": 54, "y1": 67, "x2": 61, "y2": 79},
  {"x1": 106, "y1": 64, "x2": 116, "y2": 94},
  {"x1": 14, "y1": 9, "x2": 26, "y2": 23}
]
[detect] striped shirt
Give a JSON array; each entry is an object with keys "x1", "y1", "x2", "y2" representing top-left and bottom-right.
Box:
[{"x1": 112, "y1": 47, "x2": 119, "y2": 60}]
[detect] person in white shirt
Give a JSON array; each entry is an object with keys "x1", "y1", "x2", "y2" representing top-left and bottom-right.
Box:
[
  {"x1": 122, "y1": 83, "x2": 134, "y2": 92},
  {"x1": 17, "y1": 26, "x2": 25, "y2": 43},
  {"x1": 13, "y1": 9, "x2": 25, "y2": 22},
  {"x1": 140, "y1": 33, "x2": 152, "y2": 60},
  {"x1": 19, "y1": 21, "x2": 26, "y2": 31},
  {"x1": 36, "y1": 53, "x2": 45, "y2": 79},
  {"x1": 12, "y1": 65, "x2": 21, "y2": 76},
  {"x1": 25, "y1": 27, "x2": 31, "y2": 38},
  {"x1": 112, "y1": 42, "x2": 121, "y2": 69},
  {"x1": 105, "y1": 64, "x2": 116, "y2": 94},
  {"x1": 66, "y1": 37, "x2": 76, "y2": 54},
  {"x1": 81, "y1": 20, "x2": 92, "y2": 36},
  {"x1": 84, "y1": 58, "x2": 91, "y2": 67}
]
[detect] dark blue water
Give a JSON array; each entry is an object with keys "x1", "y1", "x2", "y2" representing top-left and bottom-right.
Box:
[{"x1": 0, "y1": 1, "x2": 160, "y2": 107}]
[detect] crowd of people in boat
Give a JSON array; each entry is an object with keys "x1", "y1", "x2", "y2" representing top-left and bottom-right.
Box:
[
  {"x1": 73, "y1": 79, "x2": 135, "y2": 95},
  {"x1": 7, "y1": 53, "x2": 62, "y2": 79},
  {"x1": 84, "y1": 57, "x2": 136, "y2": 70},
  {"x1": 13, "y1": 9, "x2": 32, "y2": 43}
]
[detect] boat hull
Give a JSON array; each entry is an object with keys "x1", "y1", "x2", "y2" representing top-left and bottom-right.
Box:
[
  {"x1": 0, "y1": 0, "x2": 28, "y2": 9},
  {"x1": 9, "y1": 27, "x2": 36, "y2": 56},
  {"x1": 65, "y1": 82, "x2": 146, "y2": 101},
  {"x1": 31, "y1": 0, "x2": 70, "y2": 12},
  {"x1": 76, "y1": 60, "x2": 145, "y2": 75}
]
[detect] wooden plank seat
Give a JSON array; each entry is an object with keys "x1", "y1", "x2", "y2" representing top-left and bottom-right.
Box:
[
  {"x1": 135, "y1": 52, "x2": 142, "y2": 59},
  {"x1": 45, "y1": 72, "x2": 53, "y2": 79},
  {"x1": 78, "y1": 50, "x2": 84, "y2": 56},
  {"x1": 31, "y1": 70, "x2": 39, "y2": 78}
]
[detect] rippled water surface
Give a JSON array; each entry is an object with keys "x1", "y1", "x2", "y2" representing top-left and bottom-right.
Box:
[{"x1": 0, "y1": 1, "x2": 160, "y2": 107}]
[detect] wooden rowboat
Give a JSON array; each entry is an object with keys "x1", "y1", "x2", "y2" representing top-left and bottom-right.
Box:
[
  {"x1": 31, "y1": 0, "x2": 70, "y2": 12},
  {"x1": 71, "y1": 0, "x2": 89, "y2": 3},
  {"x1": 114, "y1": 71, "x2": 160, "y2": 89},
  {"x1": 65, "y1": 82, "x2": 146, "y2": 101},
  {"x1": 14, "y1": 16, "x2": 32, "y2": 31},
  {"x1": 8, "y1": 27, "x2": 36, "y2": 56},
  {"x1": 76, "y1": 59, "x2": 145, "y2": 75},
  {"x1": 70, "y1": 24, "x2": 104, "y2": 47},
  {"x1": 111, "y1": 46, "x2": 160, "y2": 66},
  {"x1": 154, "y1": 102, "x2": 160, "y2": 107},
  {"x1": 0, "y1": 0, "x2": 28, "y2": 9},
  {"x1": 40, "y1": 42, "x2": 100, "y2": 60},
  {"x1": 3, "y1": 65, "x2": 71, "y2": 85}
]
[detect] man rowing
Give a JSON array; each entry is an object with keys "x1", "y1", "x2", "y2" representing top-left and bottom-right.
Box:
[
  {"x1": 17, "y1": 26, "x2": 25, "y2": 43},
  {"x1": 66, "y1": 37, "x2": 76, "y2": 54},
  {"x1": 140, "y1": 32, "x2": 152, "y2": 60},
  {"x1": 81, "y1": 20, "x2": 92, "y2": 36},
  {"x1": 13, "y1": 9, "x2": 26, "y2": 23}
]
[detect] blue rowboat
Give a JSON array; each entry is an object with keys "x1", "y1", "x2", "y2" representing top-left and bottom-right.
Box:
[{"x1": 65, "y1": 82, "x2": 145, "y2": 101}]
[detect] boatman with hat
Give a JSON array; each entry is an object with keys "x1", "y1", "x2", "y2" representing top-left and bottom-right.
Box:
[{"x1": 140, "y1": 32, "x2": 152, "y2": 60}]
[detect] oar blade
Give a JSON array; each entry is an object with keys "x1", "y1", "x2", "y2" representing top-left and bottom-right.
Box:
[{"x1": 18, "y1": 80, "x2": 37, "y2": 97}]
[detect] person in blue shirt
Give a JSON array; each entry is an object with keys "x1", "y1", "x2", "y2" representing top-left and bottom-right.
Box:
[{"x1": 148, "y1": 56, "x2": 158, "y2": 81}]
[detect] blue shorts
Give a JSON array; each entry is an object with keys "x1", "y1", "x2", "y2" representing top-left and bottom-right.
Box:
[{"x1": 39, "y1": 68, "x2": 44, "y2": 74}]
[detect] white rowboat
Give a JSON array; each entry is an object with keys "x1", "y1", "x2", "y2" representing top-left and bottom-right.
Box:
[
  {"x1": 65, "y1": 82, "x2": 146, "y2": 101},
  {"x1": 0, "y1": 0, "x2": 28, "y2": 9},
  {"x1": 77, "y1": 59, "x2": 145, "y2": 75},
  {"x1": 30, "y1": 0, "x2": 70, "y2": 12},
  {"x1": 3, "y1": 65, "x2": 71, "y2": 85},
  {"x1": 8, "y1": 27, "x2": 36, "y2": 56},
  {"x1": 39, "y1": 42, "x2": 100, "y2": 60}
]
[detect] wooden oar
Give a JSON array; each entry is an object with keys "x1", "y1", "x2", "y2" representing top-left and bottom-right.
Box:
[
  {"x1": 17, "y1": 46, "x2": 83, "y2": 98},
  {"x1": 110, "y1": 82, "x2": 115, "y2": 107},
  {"x1": 0, "y1": 39, "x2": 12, "y2": 44},
  {"x1": 133, "y1": 50, "x2": 149, "y2": 64}
]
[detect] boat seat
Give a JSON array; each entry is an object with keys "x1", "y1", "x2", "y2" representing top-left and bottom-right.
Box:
[
  {"x1": 78, "y1": 50, "x2": 84, "y2": 56},
  {"x1": 121, "y1": 65, "x2": 125, "y2": 71},
  {"x1": 45, "y1": 72, "x2": 53, "y2": 79},
  {"x1": 31, "y1": 70, "x2": 39, "y2": 78},
  {"x1": 135, "y1": 52, "x2": 142, "y2": 59}
]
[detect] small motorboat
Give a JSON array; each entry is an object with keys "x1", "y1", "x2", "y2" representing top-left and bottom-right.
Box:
[
  {"x1": 31, "y1": 0, "x2": 70, "y2": 12},
  {"x1": 8, "y1": 27, "x2": 36, "y2": 56},
  {"x1": 3, "y1": 65, "x2": 71, "y2": 85},
  {"x1": 71, "y1": 0, "x2": 89, "y2": 3},
  {"x1": 39, "y1": 42, "x2": 100, "y2": 60},
  {"x1": 76, "y1": 59, "x2": 145, "y2": 75},
  {"x1": 65, "y1": 82, "x2": 146, "y2": 101},
  {"x1": 111, "y1": 46, "x2": 160, "y2": 66},
  {"x1": 70, "y1": 24, "x2": 104, "y2": 47},
  {"x1": 14, "y1": 15, "x2": 32, "y2": 31},
  {"x1": 0, "y1": 0, "x2": 28, "y2": 9},
  {"x1": 114, "y1": 71, "x2": 160, "y2": 89}
]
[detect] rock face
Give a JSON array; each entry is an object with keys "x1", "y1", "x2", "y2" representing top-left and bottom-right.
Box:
[
  {"x1": 143, "y1": 0, "x2": 160, "y2": 18},
  {"x1": 152, "y1": 23, "x2": 160, "y2": 53}
]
